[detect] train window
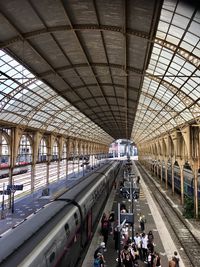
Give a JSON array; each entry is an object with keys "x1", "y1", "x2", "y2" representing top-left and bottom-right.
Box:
[
  {"x1": 49, "y1": 252, "x2": 55, "y2": 263},
  {"x1": 45, "y1": 243, "x2": 57, "y2": 267},
  {"x1": 84, "y1": 205, "x2": 87, "y2": 215},
  {"x1": 74, "y1": 212, "x2": 79, "y2": 225},
  {"x1": 64, "y1": 223, "x2": 70, "y2": 238}
]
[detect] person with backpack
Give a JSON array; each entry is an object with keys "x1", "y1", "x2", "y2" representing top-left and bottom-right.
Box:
[
  {"x1": 121, "y1": 245, "x2": 134, "y2": 267},
  {"x1": 93, "y1": 252, "x2": 105, "y2": 267},
  {"x1": 94, "y1": 242, "x2": 105, "y2": 259}
]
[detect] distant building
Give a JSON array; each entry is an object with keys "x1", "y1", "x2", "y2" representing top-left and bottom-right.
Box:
[{"x1": 108, "y1": 139, "x2": 137, "y2": 158}]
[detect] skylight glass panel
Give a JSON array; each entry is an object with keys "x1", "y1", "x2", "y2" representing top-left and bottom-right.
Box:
[
  {"x1": 184, "y1": 61, "x2": 196, "y2": 73},
  {"x1": 4, "y1": 79, "x2": 14, "y2": 87},
  {"x1": 181, "y1": 109, "x2": 193, "y2": 120},
  {"x1": 173, "y1": 55, "x2": 186, "y2": 66},
  {"x1": 142, "y1": 98, "x2": 151, "y2": 106},
  {"x1": 1, "y1": 64, "x2": 11, "y2": 72},
  {"x1": 172, "y1": 13, "x2": 190, "y2": 29},
  {"x1": 160, "y1": 49, "x2": 173, "y2": 61},
  {"x1": 157, "y1": 89, "x2": 172, "y2": 100},
  {"x1": 153, "y1": 44, "x2": 161, "y2": 54},
  {"x1": 11, "y1": 61, "x2": 20, "y2": 68},
  {"x1": 4, "y1": 66, "x2": 13, "y2": 74},
  {"x1": 169, "y1": 26, "x2": 185, "y2": 39},
  {"x1": 193, "y1": 46, "x2": 200, "y2": 57},
  {"x1": 161, "y1": 8, "x2": 173, "y2": 22},
  {"x1": 1, "y1": 54, "x2": 12, "y2": 63},
  {"x1": 168, "y1": 98, "x2": 184, "y2": 110},
  {"x1": 180, "y1": 66, "x2": 193, "y2": 76},
  {"x1": 166, "y1": 35, "x2": 180, "y2": 45},
  {"x1": 189, "y1": 88, "x2": 200, "y2": 99},
  {"x1": 183, "y1": 32, "x2": 199, "y2": 47},
  {"x1": 150, "y1": 101, "x2": 164, "y2": 111},
  {"x1": 188, "y1": 20, "x2": 200, "y2": 37},
  {"x1": 187, "y1": 78, "x2": 198, "y2": 88},
  {"x1": 183, "y1": 84, "x2": 192, "y2": 94},
  {"x1": 47, "y1": 126, "x2": 55, "y2": 132},
  {"x1": 171, "y1": 77, "x2": 185, "y2": 87},
  {"x1": 132, "y1": 0, "x2": 200, "y2": 144},
  {"x1": 28, "y1": 121, "x2": 42, "y2": 127},
  {"x1": 0, "y1": 84, "x2": 12, "y2": 94},
  {"x1": 31, "y1": 113, "x2": 48, "y2": 122},
  {"x1": 158, "y1": 21, "x2": 170, "y2": 33}
]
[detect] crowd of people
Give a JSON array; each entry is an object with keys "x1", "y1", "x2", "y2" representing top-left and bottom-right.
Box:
[
  {"x1": 92, "y1": 164, "x2": 181, "y2": 267},
  {"x1": 119, "y1": 229, "x2": 162, "y2": 267},
  {"x1": 93, "y1": 204, "x2": 181, "y2": 267}
]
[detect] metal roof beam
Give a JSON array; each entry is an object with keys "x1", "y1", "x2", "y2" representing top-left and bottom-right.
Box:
[{"x1": 0, "y1": 24, "x2": 149, "y2": 49}]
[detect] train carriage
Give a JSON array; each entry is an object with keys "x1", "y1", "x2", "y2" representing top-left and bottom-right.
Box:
[{"x1": 0, "y1": 160, "x2": 121, "y2": 267}]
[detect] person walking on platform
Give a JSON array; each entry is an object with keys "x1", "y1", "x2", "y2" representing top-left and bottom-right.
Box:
[
  {"x1": 134, "y1": 233, "x2": 142, "y2": 260},
  {"x1": 101, "y1": 218, "x2": 109, "y2": 250},
  {"x1": 113, "y1": 224, "x2": 119, "y2": 251},
  {"x1": 154, "y1": 252, "x2": 161, "y2": 267},
  {"x1": 93, "y1": 252, "x2": 105, "y2": 267},
  {"x1": 121, "y1": 244, "x2": 134, "y2": 267},
  {"x1": 139, "y1": 213, "x2": 146, "y2": 232},
  {"x1": 141, "y1": 232, "x2": 148, "y2": 262},
  {"x1": 130, "y1": 242, "x2": 139, "y2": 262},
  {"x1": 94, "y1": 242, "x2": 106, "y2": 259},
  {"x1": 168, "y1": 256, "x2": 176, "y2": 267},
  {"x1": 147, "y1": 252, "x2": 155, "y2": 267},
  {"x1": 108, "y1": 210, "x2": 115, "y2": 234},
  {"x1": 147, "y1": 240, "x2": 154, "y2": 254},
  {"x1": 101, "y1": 212, "x2": 107, "y2": 234},
  {"x1": 147, "y1": 230, "x2": 154, "y2": 244},
  {"x1": 173, "y1": 251, "x2": 180, "y2": 267}
]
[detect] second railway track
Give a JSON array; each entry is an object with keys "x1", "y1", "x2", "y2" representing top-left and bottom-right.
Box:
[{"x1": 136, "y1": 161, "x2": 200, "y2": 267}]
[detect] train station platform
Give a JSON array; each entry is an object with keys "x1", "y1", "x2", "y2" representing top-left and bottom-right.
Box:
[{"x1": 81, "y1": 161, "x2": 191, "y2": 267}]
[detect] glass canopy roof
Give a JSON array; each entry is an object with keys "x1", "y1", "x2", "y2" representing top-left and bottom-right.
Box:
[
  {"x1": 0, "y1": 50, "x2": 113, "y2": 145},
  {"x1": 131, "y1": 0, "x2": 200, "y2": 144}
]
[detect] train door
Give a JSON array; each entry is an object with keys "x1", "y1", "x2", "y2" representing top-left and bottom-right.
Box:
[
  {"x1": 87, "y1": 209, "x2": 92, "y2": 239},
  {"x1": 45, "y1": 242, "x2": 57, "y2": 267}
]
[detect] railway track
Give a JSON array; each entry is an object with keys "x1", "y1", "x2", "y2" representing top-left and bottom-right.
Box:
[{"x1": 136, "y1": 162, "x2": 200, "y2": 267}]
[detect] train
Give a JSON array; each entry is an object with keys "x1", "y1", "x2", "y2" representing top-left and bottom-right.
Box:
[
  {"x1": 158, "y1": 163, "x2": 200, "y2": 198},
  {"x1": 0, "y1": 160, "x2": 121, "y2": 267},
  {"x1": 0, "y1": 162, "x2": 29, "y2": 179}
]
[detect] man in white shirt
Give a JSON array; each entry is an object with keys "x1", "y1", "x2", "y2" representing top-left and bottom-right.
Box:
[{"x1": 141, "y1": 232, "x2": 148, "y2": 262}]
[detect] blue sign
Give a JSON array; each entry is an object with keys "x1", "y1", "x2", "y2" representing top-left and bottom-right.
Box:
[{"x1": 7, "y1": 184, "x2": 23, "y2": 191}]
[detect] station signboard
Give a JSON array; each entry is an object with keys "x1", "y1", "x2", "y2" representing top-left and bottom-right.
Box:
[
  {"x1": 7, "y1": 184, "x2": 23, "y2": 191},
  {"x1": 0, "y1": 190, "x2": 11, "y2": 195},
  {"x1": 120, "y1": 212, "x2": 134, "y2": 224}
]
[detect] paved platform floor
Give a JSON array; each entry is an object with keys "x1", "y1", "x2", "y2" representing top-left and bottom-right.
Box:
[{"x1": 81, "y1": 161, "x2": 194, "y2": 267}]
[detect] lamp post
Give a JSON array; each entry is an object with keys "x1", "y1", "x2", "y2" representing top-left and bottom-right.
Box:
[
  {"x1": 118, "y1": 203, "x2": 121, "y2": 267},
  {"x1": 11, "y1": 189, "x2": 15, "y2": 213},
  {"x1": 130, "y1": 180, "x2": 134, "y2": 240},
  {"x1": 117, "y1": 203, "x2": 127, "y2": 267},
  {"x1": 1, "y1": 183, "x2": 5, "y2": 219}
]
